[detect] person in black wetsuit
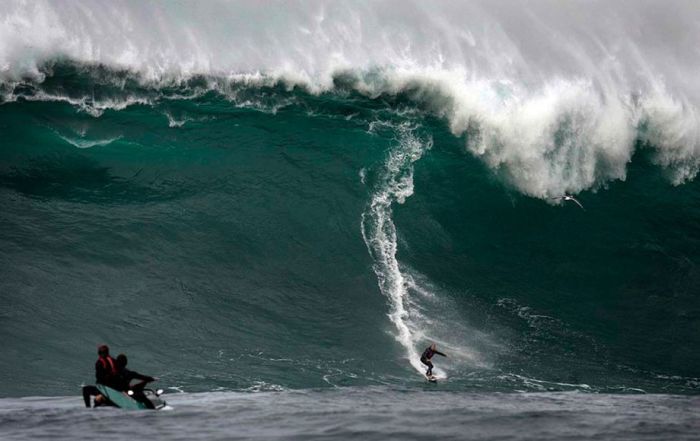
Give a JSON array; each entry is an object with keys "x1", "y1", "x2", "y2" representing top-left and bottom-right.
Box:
[
  {"x1": 82, "y1": 344, "x2": 118, "y2": 408},
  {"x1": 113, "y1": 354, "x2": 157, "y2": 409},
  {"x1": 420, "y1": 343, "x2": 446, "y2": 377}
]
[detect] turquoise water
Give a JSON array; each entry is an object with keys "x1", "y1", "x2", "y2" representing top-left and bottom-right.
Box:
[{"x1": 1, "y1": 64, "x2": 698, "y2": 397}]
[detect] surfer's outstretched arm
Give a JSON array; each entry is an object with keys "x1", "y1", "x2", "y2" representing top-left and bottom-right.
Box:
[{"x1": 435, "y1": 350, "x2": 447, "y2": 357}]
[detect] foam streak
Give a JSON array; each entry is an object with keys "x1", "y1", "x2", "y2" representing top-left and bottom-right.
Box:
[{"x1": 361, "y1": 124, "x2": 432, "y2": 374}]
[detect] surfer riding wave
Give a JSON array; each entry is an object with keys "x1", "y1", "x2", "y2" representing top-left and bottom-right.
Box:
[{"x1": 420, "y1": 343, "x2": 446, "y2": 377}]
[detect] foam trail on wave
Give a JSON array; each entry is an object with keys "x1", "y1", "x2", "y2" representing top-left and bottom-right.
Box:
[
  {"x1": 59, "y1": 135, "x2": 121, "y2": 149},
  {"x1": 361, "y1": 123, "x2": 433, "y2": 375},
  {"x1": 11, "y1": 91, "x2": 152, "y2": 117}
]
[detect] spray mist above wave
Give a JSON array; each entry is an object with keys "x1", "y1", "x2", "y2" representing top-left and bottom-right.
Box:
[{"x1": 2, "y1": 0, "x2": 700, "y2": 197}]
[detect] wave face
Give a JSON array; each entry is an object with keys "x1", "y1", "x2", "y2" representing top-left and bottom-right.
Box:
[{"x1": 0, "y1": 1, "x2": 699, "y2": 397}]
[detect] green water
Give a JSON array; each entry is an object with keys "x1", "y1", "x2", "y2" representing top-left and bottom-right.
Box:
[{"x1": 1, "y1": 69, "x2": 699, "y2": 397}]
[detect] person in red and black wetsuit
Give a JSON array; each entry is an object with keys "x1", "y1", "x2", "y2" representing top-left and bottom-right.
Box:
[
  {"x1": 82, "y1": 344, "x2": 118, "y2": 407},
  {"x1": 420, "y1": 343, "x2": 446, "y2": 377},
  {"x1": 95, "y1": 345, "x2": 117, "y2": 385}
]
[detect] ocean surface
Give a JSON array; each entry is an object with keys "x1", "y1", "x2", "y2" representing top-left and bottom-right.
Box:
[
  {"x1": 1, "y1": 1, "x2": 699, "y2": 439},
  {"x1": 2, "y1": 390, "x2": 699, "y2": 441}
]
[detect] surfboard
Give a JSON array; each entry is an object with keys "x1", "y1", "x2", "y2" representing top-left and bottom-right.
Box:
[
  {"x1": 96, "y1": 384, "x2": 148, "y2": 410},
  {"x1": 426, "y1": 375, "x2": 438, "y2": 383}
]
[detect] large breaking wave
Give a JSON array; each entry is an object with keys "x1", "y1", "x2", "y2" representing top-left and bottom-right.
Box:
[
  {"x1": 2, "y1": 0, "x2": 700, "y2": 198},
  {"x1": 2, "y1": 1, "x2": 700, "y2": 393}
]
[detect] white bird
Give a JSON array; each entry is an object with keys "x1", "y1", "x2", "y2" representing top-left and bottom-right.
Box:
[{"x1": 551, "y1": 195, "x2": 585, "y2": 211}]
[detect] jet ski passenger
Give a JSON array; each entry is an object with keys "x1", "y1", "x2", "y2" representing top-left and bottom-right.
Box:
[
  {"x1": 82, "y1": 344, "x2": 118, "y2": 407},
  {"x1": 95, "y1": 344, "x2": 118, "y2": 385},
  {"x1": 113, "y1": 354, "x2": 156, "y2": 409},
  {"x1": 420, "y1": 343, "x2": 447, "y2": 377}
]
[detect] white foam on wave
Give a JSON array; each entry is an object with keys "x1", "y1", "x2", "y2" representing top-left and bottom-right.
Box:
[
  {"x1": 401, "y1": 265, "x2": 494, "y2": 377},
  {"x1": 361, "y1": 123, "x2": 429, "y2": 374},
  {"x1": 361, "y1": 122, "x2": 492, "y2": 377},
  {"x1": 638, "y1": 91, "x2": 700, "y2": 185},
  {"x1": 9, "y1": 90, "x2": 152, "y2": 117},
  {"x1": 59, "y1": 134, "x2": 121, "y2": 149},
  {"x1": 164, "y1": 111, "x2": 192, "y2": 128},
  {"x1": 2, "y1": 1, "x2": 700, "y2": 197},
  {"x1": 352, "y1": 67, "x2": 700, "y2": 198},
  {"x1": 163, "y1": 110, "x2": 221, "y2": 128}
]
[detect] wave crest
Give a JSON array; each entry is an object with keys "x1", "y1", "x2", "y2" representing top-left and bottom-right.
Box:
[{"x1": 2, "y1": 0, "x2": 700, "y2": 196}]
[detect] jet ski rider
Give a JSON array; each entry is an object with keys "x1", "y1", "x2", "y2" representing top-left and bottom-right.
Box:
[{"x1": 113, "y1": 353, "x2": 157, "y2": 409}]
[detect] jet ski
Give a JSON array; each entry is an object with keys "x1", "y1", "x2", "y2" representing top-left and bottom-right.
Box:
[{"x1": 95, "y1": 384, "x2": 167, "y2": 410}]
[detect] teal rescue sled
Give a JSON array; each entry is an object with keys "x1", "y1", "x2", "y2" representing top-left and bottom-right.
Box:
[{"x1": 96, "y1": 384, "x2": 166, "y2": 410}]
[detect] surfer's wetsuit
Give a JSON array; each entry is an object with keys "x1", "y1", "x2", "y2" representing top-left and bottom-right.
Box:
[
  {"x1": 420, "y1": 346, "x2": 446, "y2": 376},
  {"x1": 113, "y1": 365, "x2": 156, "y2": 409},
  {"x1": 113, "y1": 368, "x2": 155, "y2": 392}
]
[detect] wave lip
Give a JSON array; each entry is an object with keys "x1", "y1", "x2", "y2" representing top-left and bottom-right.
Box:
[
  {"x1": 3, "y1": 1, "x2": 700, "y2": 196},
  {"x1": 7, "y1": 63, "x2": 700, "y2": 199}
]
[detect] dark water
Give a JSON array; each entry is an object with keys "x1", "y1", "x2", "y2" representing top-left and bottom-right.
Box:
[{"x1": 1, "y1": 389, "x2": 699, "y2": 441}]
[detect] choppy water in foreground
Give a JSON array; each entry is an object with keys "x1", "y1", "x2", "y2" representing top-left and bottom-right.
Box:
[{"x1": 2, "y1": 389, "x2": 698, "y2": 441}]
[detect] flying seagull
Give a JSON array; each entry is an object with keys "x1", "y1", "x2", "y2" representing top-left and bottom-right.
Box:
[{"x1": 551, "y1": 195, "x2": 585, "y2": 211}]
